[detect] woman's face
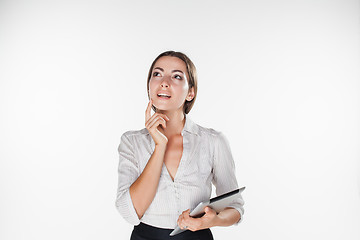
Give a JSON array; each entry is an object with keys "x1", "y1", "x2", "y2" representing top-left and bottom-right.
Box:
[{"x1": 149, "y1": 56, "x2": 194, "y2": 113}]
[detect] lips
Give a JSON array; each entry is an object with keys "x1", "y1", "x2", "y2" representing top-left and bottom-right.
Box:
[{"x1": 157, "y1": 92, "x2": 171, "y2": 98}]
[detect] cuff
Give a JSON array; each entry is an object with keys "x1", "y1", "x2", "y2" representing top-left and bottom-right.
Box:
[
  {"x1": 115, "y1": 189, "x2": 141, "y2": 226},
  {"x1": 227, "y1": 201, "x2": 244, "y2": 225}
]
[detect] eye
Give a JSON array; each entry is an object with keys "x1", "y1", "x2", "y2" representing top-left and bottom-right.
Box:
[
  {"x1": 153, "y1": 72, "x2": 161, "y2": 77},
  {"x1": 174, "y1": 74, "x2": 182, "y2": 80}
]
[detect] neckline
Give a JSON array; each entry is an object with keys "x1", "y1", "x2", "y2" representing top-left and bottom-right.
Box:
[{"x1": 163, "y1": 135, "x2": 185, "y2": 182}]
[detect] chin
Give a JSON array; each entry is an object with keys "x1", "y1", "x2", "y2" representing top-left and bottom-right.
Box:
[
  {"x1": 154, "y1": 106, "x2": 171, "y2": 112},
  {"x1": 153, "y1": 103, "x2": 177, "y2": 112},
  {"x1": 152, "y1": 98, "x2": 184, "y2": 112}
]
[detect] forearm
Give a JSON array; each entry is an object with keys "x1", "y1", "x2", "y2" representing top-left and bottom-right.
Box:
[
  {"x1": 129, "y1": 144, "x2": 166, "y2": 218},
  {"x1": 212, "y1": 207, "x2": 241, "y2": 227}
]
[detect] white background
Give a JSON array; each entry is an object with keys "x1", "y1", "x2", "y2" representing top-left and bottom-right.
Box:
[{"x1": 0, "y1": 0, "x2": 359, "y2": 239}]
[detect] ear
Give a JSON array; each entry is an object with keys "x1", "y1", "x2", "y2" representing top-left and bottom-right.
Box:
[{"x1": 186, "y1": 87, "x2": 195, "y2": 101}]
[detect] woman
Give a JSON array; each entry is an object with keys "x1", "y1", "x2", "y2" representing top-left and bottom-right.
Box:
[{"x1": 116, "y1": 51, "x2": 244, "y2": 240}]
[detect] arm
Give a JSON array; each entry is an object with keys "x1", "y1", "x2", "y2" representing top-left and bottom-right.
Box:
[
  {"x1": 177, "y1": 207, "x2": 240, "y2": 231},
  {"x1": 115, "y1": 133, "x2": 141, "y2": 225},
  {"x1": 115, "y1": 134, "x2": 167, "y2": 224},
  {"x1": 129, "y1": 144, "x2": 166, "y2": 219},
  {"x1": 213, "y1": 207, "x2": 241, "y2": 226},
  {"x1": 115, "y1": 100, "x2": 169, "y2": 223},
  {"x1": 211, "y1": 131, "x2": 244, "y2": 224},
  {"x1": 177, "y1": 131, "x2": 244, "y2": 230},
  {"x1": 130, "y1": 100, "x2": 170, "y2": 219}
]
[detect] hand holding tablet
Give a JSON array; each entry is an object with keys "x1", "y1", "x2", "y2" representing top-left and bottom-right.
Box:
[{"x1": 170, "y1": 187, "x2": 245, "y2": 236}]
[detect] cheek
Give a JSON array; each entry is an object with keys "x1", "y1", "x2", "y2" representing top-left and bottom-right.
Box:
[
  {"x1": 171, "y1": 85, "x2": 188, "y2": 98},
  {"x1": 148, "y1": 80, "x2": 157, "y2": 94},
  {"x1": 180, "y1": 84, "x2": 190, "y2": 97},
  {"x1": 173, "y1": 80, "x2": 189, "y2": 91}
]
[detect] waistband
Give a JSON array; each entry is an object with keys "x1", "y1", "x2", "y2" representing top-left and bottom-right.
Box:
[{"x1": 131, "y1": 222, "x2": 213, "y2": 240}]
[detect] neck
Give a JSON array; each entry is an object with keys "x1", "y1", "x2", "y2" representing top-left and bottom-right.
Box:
[{"x1": 156, "y1": 110, "x2": 186, "y2": 137}]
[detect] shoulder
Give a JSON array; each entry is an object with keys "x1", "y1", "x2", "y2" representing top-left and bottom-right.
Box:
[
  {"x1": 198, "y1": 125, "x2": 221, "y2": 137},
  {"x1": 120, "y1": 128, "x2": 149, "y2": 141},
  {"x1": 193, "y1": 121, "x2": 231, "y2": 149},
  {"x1": 191, "y1": 120, "x2": 224, "y2": 139}
]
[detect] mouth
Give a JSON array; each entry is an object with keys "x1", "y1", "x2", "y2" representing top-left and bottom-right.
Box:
[{"x1": 157, "y1": 93, "x2": 171, "y2": 99}]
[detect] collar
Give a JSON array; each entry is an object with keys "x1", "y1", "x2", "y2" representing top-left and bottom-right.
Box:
[
  {"x1": 181, "y1": 115, "x2": 199, "y2": 136},
  {"x1": 144, "y1": 115, "x2": 199, "y2": 136}
]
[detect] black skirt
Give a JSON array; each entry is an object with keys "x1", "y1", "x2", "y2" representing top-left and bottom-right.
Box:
[{"x1": 130, "y1": 222, "x2": 214, "y2": 240}]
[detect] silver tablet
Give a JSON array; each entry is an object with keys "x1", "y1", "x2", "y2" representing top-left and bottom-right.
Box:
[{"x1": 170, "y1": 187, "x2": 245, "y2": 236}]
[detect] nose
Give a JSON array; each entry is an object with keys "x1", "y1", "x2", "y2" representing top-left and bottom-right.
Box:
[
  {"x1": 160, "y1": 77, "x2": 170, "y2": 88},
  {"x1": 161, "y1": 82, "x2": 169, "y2": 88}
]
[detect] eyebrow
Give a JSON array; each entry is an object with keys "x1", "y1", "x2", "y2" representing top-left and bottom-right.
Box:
[
  {"x1": 172, "y1": 70, "x2": 184, "y2": 74},
  {"x1": 153, "y1": 67, "x2": 184, "y2": 74}
]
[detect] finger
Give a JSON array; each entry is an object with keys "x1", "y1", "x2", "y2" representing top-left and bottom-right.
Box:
[
  {"x1": 177, "y1": 209, "x2": 189, "y2": 228},
  {"x1": 183, "y1": 210, "x2": 192, "y2": 223},
  {"x1": 181, "y1": 223, "x2": 189, "y2": 230},
  {"x1": 182, "y1": 217, "x2": 194, "y2": 231},
  {"x1": 145, "y1": 113, "x2": 167, "y2": 126},
  {"x1": 183, "y1": 209, "x2": 191, "y2": 218},
  {"x1": 163, "y1": 114, "x2": 170, "y2": 121},
  {"x1": 146, "y1": 113, "x2": 169, "y2": 129},
  {"x1": 204, "y1": 207, "x2": 216, "y2": 216},
  {"x1": 187, "y1": 225, "x2": 195, "y2": 232},
  {"x1": 145, "y1": 114, "x2": 162, "y2": 129},
  {"x1": 145, "y1": 99, "x2": 153, "y2": 122},
  {"x1": 180, "y1": 222, "x2": 186, "y2": 230},
  {"x1": 182, "y1": 209, "x2": 190, "y2": 215},
  {"x1": 178, "y1": 216, "x2": 184, "y2": 229},
  {"x1": 186, "y1": 218, "x2": 200, "y2": 232},
  {"x1": 177, "y1": 216, "x2": 182, "y2": 227},
  {"x1": 147, "y1": 113, "x2": 169, "y2": 122},
  {"x1": 178, "y1": 214, "x2": 187, "y2": 229},
  {"x1": 147, "y1": 116, "x2": 166, "y2": 130},
  {"x1": 183, "y1": 213, "x2": 191, "y2": 222}
]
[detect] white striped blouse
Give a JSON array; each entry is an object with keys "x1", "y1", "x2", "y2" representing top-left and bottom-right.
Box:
[{"x1": 115, "y1": 115, "x2": 244, "y2": 229}]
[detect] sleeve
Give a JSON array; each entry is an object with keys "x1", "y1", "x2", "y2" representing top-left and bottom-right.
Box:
[
  {"x1": 212, "y1": 131, "x2": 245, "y2": 224},
  {"x1": 115, "y1": 132, "x2": 141, "y2": 225}
]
